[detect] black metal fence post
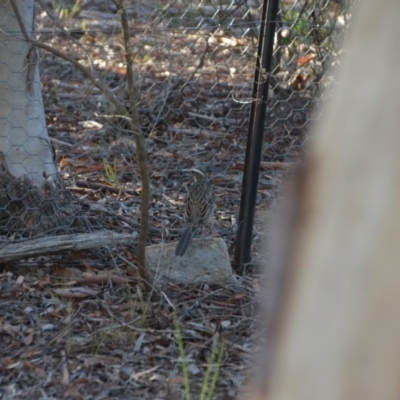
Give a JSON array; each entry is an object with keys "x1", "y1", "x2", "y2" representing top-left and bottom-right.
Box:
[{"x1": 233, "y1": 0, "x2": 280, "y2": 272}]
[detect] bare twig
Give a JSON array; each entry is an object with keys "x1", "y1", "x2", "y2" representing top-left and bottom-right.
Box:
[
  {"x1": 10, "y1": 0, "x2": 151, "y2": 289},
  {"x1": 36, "y1": 0, "x2": 95, "y2": 72},
  {"x1": 116, "y1": 0, "x2": 151, "y2": 291},
  {"x1": 9, "y1": 0, "x2": 133, "y2": 131}
]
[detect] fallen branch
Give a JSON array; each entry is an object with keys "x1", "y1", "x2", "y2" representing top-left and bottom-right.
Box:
[{"x1": 0, "y1": 231, "x2": 135, "y2": 263}]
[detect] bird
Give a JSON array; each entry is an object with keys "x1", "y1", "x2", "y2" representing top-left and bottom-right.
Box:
[{"x1": 175, "y1": 174, "x2": 215, "y2": 257}]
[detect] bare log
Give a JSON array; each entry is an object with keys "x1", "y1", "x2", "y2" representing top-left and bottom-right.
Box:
[{"x1": 0, "y1": 231, "x2": 135, "y2": 263}]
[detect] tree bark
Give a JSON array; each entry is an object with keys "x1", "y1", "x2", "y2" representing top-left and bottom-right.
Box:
[
  {"x1": 247, "y1": 0, "x2": 400, "y2": 399},
  {"x1": 0, "y1": 0, "x2": 56, "y2": 186}
]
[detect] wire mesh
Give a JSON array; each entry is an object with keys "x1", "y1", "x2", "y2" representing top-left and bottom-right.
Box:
[{"x1": 0, "y1": 0, "x2": 355, "y2": 254}]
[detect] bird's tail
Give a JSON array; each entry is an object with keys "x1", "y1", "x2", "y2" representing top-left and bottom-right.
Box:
[{"x1": 175, "y1": 227, "x2": 195, "y2": 256}]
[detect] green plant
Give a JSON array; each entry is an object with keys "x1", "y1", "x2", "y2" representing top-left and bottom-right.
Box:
[
  {"x1": 174, "y1": 317, "x2": 191, "y2": 400},
  {"x1": 200, "y1": 334, "x2": 225, "y2": 400},
  {"x1": 174, "y1": 316, "x2": 226, "y2": 400},
  {"x1": 51, "y1": 0, "x2": 82, "y2": 21},
  {"x1": 103, "y1": 158, "x2": 120, "y2": 188}
]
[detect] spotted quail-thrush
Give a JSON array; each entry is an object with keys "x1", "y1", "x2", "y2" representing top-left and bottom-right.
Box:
[{"x1": 175, "y1": 176, "x2": 215, "y2": 257}]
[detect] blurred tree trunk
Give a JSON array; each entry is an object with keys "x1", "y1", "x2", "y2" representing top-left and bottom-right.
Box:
[
  {"x1": 0, "y1": 0, "x2": 56, "y2": 186},
  {"x1": 246, "y1": 0, "x2": 400, "y2": 399}
]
